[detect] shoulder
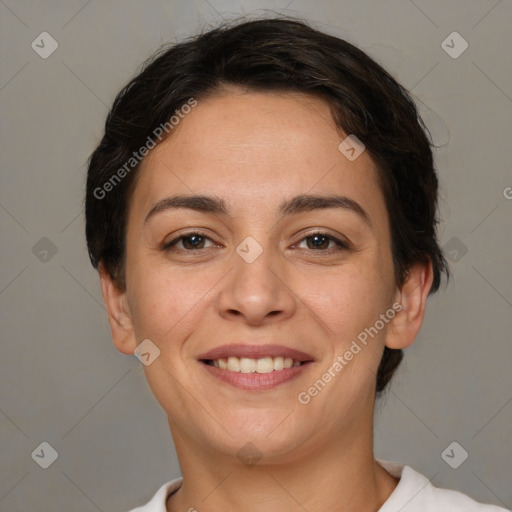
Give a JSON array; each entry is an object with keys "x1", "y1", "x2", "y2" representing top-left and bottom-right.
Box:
[
  {"x1": 126, "y1": 477, "x2": 183, "y2": 512},
  {"x1": 415, "y1": 475, "x2": 508, "y2": 511},
  {"x1": 377, "y1": 460, "x2": 508, "y2": 512}
]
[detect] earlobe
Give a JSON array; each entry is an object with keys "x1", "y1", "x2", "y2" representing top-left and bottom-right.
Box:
[
  {"x1": 385, "y1": 260, "x2": 434, "y2": 350},
  {"x1": 98, "y1": 263, "x2": 138, "y2": 355}
]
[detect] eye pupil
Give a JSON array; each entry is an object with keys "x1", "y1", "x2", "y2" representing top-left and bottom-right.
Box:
[
  {"x1": 309, "y1": 234, "x2": 329, "y2": 250},
  {"x1": 183, "y1": 235, "x2": 204, "y2": 249}
]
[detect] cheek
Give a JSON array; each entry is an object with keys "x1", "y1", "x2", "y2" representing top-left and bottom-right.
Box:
[
  {"x1": 127, "y1": 265, "x2": 207, "y2": 343},
  {"x1": 305, "y1": 256, "x2": 393, "y2": 335}
]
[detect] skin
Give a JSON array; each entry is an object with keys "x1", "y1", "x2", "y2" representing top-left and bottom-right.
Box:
[{"x1": 99, "y1": 89, "x2": 433, "y2": 512}]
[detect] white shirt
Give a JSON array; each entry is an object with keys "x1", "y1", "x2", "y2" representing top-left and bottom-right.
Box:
[{"x1": 127, "y1": 459, "x2": 508, "y2": 511}]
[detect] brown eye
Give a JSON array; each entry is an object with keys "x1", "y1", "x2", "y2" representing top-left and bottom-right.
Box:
[
  {"x1": 296, "y1": 232, "x2": 349, "y2": 252},
  {"x1": 163, "y1": 231, "x2": 216, "y2": 252}
]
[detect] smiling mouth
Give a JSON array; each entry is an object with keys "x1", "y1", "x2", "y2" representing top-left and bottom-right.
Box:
[{"x1": 202, "y1": 356, "x2": 308, "y2": 373}]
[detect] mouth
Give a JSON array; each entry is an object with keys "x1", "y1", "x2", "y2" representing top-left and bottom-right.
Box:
[{"x1": 197, "y1": 344, "x2": 314, "y2": 390}]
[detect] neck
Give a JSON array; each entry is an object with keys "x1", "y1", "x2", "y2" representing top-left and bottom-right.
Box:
[{"x1": 166, "y1": 404, "x2": 399, "y2": 512}]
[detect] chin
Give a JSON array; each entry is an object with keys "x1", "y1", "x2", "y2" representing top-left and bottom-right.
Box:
[{"x1": 200, "y1": 413, "x2": 312, "y2": 464}]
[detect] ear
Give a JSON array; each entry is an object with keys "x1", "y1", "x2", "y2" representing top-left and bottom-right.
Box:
[
  {"x1": 99, "y1": 262, "x2": 138, "y2": 355},
  {"x1": 385, "y1": 260, "x2": 434, "y2": 350}
]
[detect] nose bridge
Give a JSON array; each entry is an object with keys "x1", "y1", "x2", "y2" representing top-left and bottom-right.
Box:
[
  {"x1": 216, "y1": 233, "x2": 296, "y2": 323},
  {"x1": 235, "y1": 236, "x2": 278, "y2": 292}
]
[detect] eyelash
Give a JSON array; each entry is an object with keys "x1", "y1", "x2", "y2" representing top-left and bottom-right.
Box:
[{"x1": 162, "y1": 230, "x2": 350, "y2": 254}]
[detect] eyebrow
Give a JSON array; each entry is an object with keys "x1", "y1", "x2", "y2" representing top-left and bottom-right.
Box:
[{"x1": 144, "y1": 193, "x2": 372, "y2": 227}]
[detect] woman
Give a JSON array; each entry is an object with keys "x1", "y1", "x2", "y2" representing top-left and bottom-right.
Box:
[{"x1": 85, "y1": 17, "x2": 506, "y2": 512}]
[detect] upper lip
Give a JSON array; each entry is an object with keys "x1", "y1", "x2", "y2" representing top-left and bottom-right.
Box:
[{"x1": 197, "y1": 344, "x2": 314, "y2": 362}]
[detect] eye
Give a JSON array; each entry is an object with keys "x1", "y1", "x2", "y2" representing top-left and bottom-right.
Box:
[
  {"x1": 162, "y1": 230, "x2": 350, "y2": 254},
  {"x1": 162, "y1": 231, "x2": 217, "y2": 252},
  {"x1": 295, "y1": 231, "x2": 349, "y2": 253}
]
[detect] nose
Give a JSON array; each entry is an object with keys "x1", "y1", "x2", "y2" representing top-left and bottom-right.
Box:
[{"x1": 216, "y1": 239, "x2": 297, "y2": 326}]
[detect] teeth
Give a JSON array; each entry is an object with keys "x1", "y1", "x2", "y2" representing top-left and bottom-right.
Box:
[
  {"x1": 209, "y1": 356, "x2": 303, "y2": 372},
  {"x1": 273, "y1": 356, "x2": 284, "y2": 371},
  {"x1": 227, "y1": 357, "x2": 240, "y2": 372},
  {"x1": 240, "y1": 357, "x2": 257, "y2": 373}
]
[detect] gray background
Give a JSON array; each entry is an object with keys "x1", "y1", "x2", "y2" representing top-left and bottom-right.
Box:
[{"x1": 1, "y1": 0, "x2": 511, "y2": 510}]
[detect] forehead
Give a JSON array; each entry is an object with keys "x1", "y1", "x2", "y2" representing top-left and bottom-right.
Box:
[{"x1": 129, "y1": 91, "x2": 386, "y2": 226}]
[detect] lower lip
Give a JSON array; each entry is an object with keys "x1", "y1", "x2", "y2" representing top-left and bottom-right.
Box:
[{"x1": 200, "y1": 361, "x2": 312, "y2": 390}]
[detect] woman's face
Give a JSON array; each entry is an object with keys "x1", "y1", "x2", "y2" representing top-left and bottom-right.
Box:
[{"x1": 118, "y1": 90, "x2": 399, "y2": 462}]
